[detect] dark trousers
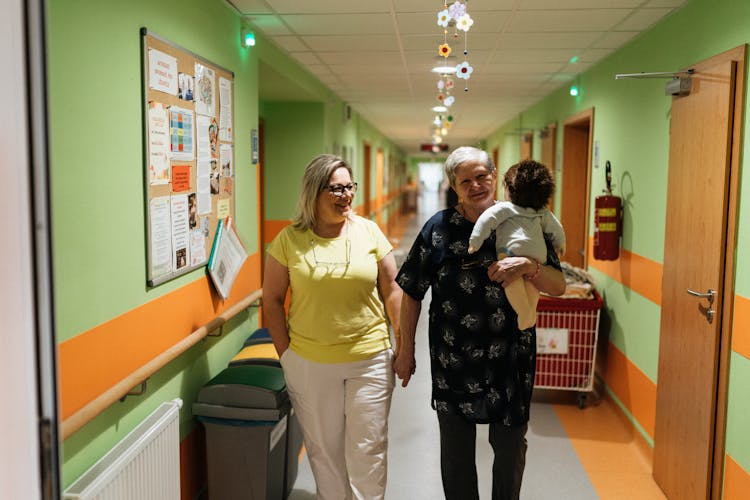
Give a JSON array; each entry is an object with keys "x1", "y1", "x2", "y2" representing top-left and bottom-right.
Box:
[{"x1": 437, "y1": 412, "x2": 528, "y2": 500}]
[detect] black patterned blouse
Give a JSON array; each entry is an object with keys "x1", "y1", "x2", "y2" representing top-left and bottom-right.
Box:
[{"x1": 396, "y1": 207, "x2": 561, "y2": 425}]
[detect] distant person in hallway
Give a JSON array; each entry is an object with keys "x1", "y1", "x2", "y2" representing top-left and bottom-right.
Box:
[
  {"x1": 263, "y1": 154, "x2": 402, "y2": 500},
  {"x1": 393, "y1": 146, "x2": 565, "y2": 500},
  {"x1": 468, "y1": 160, "x2": 566, "y2": 330}
]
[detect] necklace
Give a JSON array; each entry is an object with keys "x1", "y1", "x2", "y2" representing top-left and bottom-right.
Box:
[{"x1": 310, "y1": 219, "x2": 350, "y2": 270}]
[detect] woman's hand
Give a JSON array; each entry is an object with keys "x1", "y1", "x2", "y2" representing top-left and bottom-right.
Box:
[
  {"x1": 393, "y1": 349, "x2": 416, "y2": 387},
  {"x1": 487, "y1": 256, "x2": 534, "y2": 287}
]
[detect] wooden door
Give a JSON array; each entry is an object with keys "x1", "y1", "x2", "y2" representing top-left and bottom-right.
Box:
[
  {"x1": 653, "y1": 47, "x2": 744, "y2": 500},
  {"x1": 540, "y1": 122, "x2": 557, "y2": 209},
  {"x1": 376, "y1": 149, "x2": 384, "y2": 227},
  {"x1": 363, "y1": 143, "x2": 371, "y2": 217},
  {"x1": 520, "y1": 132, "x2": 533, "y2": 160},
  {"x1": 560, "y1": 110, "x2": 592, "y2": 268}
]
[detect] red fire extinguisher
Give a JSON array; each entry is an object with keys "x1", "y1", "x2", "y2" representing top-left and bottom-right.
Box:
[{"x1": 593, "y1": 161, "x2": 622, "y2": 260}]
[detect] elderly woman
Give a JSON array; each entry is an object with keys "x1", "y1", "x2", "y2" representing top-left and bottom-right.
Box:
[
  {"x1": 393, "y1": 146, "x2": 565, "y2": 500},
  {"x1": 263, "y1": 154, "x2": 401, "y2": 500}
]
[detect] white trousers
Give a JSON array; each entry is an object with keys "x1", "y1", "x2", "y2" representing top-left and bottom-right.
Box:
[{"x1": 280, "y1": 348, "x2": 394, "y2": 500}]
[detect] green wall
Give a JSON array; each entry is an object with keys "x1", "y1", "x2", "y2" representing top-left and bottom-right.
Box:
[
  {"x1": 482, "y1": 0, "x2": 750, "y2": 481},
  {"x1": 261, "y1": 101, "x2": 325, "y2": 219},
  {"x1": 48, "y1": 0, "x2": 261, "y2": 488}
]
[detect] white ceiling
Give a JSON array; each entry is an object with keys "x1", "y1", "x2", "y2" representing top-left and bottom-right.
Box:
[{"x1": 227, "y1": 0, "x2": 687, "y2": 155}]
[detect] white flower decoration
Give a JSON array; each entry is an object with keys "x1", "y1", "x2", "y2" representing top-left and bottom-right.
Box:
[
  {"x1": 437, "y1": 9, "x2": 450, "y2": 27},
  {"x1": 456, "y1": 13, "x2": 474, "y2": 32},
  {"x1": 444, "y1": 95, "x2": 455, "y2": 107},
  {"x1": 455, "y1": 61, "x2": 473, "y2": 79},
  {"x1": 448, "y1": 1, "x2": 466, "y2": 20}
]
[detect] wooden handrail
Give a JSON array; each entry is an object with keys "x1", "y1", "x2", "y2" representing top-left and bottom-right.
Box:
[{"x1": 61, "y1": 288, "x2": 263, "y2": 440}]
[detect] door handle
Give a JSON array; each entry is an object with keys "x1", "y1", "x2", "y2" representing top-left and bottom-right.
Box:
[
  {"x1": 687, "y1": 288, "x2": 716, "y2": 324},
  {"x1": 687, "y1": 288, "x2": 715, "y2": 305}
]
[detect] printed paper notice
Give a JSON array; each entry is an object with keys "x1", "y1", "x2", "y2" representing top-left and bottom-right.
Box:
[
  {"x1": 216, "y1": 198, "x2": 230, "y2": 219},
  {"x1": 190, "y1": 229, "x2": 207, "y2": 266},
  {"x1": 219, "y1": 77, "x2": 232, "y2": 141},
  {"x1": 194, "y1": 63, "x2": 215, "y2": 117},
  {"x1": 537, "y1": 327, "x2": 569, "y2": 355},
  {"x1": 170, "y1": 106, "x2": 194, "y2": 161},
  {"x1": 171, "y1": 194, "x2": 190, "y2": 271},
  {"x1": 148, "y1": 48, "x2": 178, "y2": 95},
  {"x1": 149, "y1": 197, "x2": 172, "y2": 279},
  {"x1": 196, "y1": 114, "x2": 212, "y2": 161},
  {"x1": 196, "y1": 159, "x2": 212, "y2": 215},
  {"x1": 172, "y1": 165, "x2": 191, "y2": 192},
  {"x1": 148, "y1": 101, "x2": 170, "y2": 184},
  {"x1": 220, "y1": 144, "x2": 232, "y2": 178},
  {"x1": 195, "y1": 113, "x2": 213, "y2": 214}
]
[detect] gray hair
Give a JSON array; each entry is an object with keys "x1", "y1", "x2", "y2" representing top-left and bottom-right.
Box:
[
  {"x1": 444, "y1": 146, "x2": 495, "y2": 188},
  {"x1": 292, "y1": 154, "x2": 353, "y2": 230}
]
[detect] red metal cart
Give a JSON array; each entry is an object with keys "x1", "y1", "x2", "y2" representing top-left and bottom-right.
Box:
[{"x1": 534, "y1": 290, "x2": 603, "y2": 408}]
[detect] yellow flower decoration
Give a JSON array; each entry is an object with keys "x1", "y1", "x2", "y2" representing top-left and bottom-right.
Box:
[{"x1": 439, "y1": 43, "x2": 452, "y2": 58}]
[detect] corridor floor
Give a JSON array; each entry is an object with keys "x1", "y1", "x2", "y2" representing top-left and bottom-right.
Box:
[{"x1": 288, "y1": 190, "x2": 666, "y2": 500}]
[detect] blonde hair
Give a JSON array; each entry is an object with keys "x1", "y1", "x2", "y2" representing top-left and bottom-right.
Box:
[{"x1": 292, "y1": 154, "x2": 353, "y2": 230}]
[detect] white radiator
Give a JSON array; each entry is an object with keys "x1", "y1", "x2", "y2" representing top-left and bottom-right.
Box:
[{"x1": 64, "y1": 398, "x2": 183, "y2": 500}]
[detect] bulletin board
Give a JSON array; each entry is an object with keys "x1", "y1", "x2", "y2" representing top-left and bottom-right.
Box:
[{"x1": 141, "y1": 28, "x2": 235, "y2": 287}]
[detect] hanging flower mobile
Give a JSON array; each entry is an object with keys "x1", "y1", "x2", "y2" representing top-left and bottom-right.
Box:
[
  {"x1": 435, "y1": 1, "x2": 474, "y2": 91},
  {"x1": 429, "y1": 1, "x2": 475, "y2": 146}
]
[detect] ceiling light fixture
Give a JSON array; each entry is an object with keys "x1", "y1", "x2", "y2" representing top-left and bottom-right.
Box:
[{"x1": 431, "y1": 57, "x2": 457, "y2": 74}]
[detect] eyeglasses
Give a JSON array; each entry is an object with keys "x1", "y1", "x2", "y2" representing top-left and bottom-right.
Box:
[
  {"x1": 311, "y1": 238, "x2": 351, "y2": 269},
  {"x1": 326, "y1": 182, "x2": 358, "y2": 197}
]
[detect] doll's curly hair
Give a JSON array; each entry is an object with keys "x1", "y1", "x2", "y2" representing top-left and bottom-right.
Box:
[{"x1": 504, "y1": 160, "x2": 554, "y2": 210}]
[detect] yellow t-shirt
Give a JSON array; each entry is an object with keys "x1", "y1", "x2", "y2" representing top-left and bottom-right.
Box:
[{"x1": 267, "y1": 216, "x2": 393, "y2": 363}]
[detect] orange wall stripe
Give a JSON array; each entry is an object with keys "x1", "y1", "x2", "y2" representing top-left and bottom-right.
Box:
[
  {"x1": 264, "y1": 219, "x2": 290, "y2": 244},
  {"x1": 180, "y1": 426, "x2": 206, "y2": 500},
  {"x1": 724, "y1": 454, "x2": 750, "y2": 499},
  {"x1": 732, "y1": 294, "x2": 750, "y2": 360},
  {"x1": 601, "y1": 341, "x2": 657, "y2": 439},
  {"x1": 58, "y1": 253, "x2": 261, "y2": 420},
  {"x1": 587, "y1": 237, "x2": 663, "y2": 306}
]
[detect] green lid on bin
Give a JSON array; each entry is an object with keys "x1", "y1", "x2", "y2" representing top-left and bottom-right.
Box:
[{"x1": 206, "y1": 365, "x2": 286, "y2": 393}]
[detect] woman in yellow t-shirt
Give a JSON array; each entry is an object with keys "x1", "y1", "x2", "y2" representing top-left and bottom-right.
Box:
[{"x1": 263, "y1": 154, "x2": 402, "y2": 500}]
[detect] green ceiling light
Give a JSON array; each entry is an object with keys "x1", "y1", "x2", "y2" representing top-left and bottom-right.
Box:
[
  {"x1": 242, "y1": 29, "x2": 256, "y2": 47},
  {"x1": 569, "y1": 85, "x2": 579, "y2": 96}
]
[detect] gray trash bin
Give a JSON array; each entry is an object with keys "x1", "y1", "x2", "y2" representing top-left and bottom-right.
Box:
[
  {"x1": 225, "y1": 346, "x2": 304, "y2": 498},
  {"x1": 193, "y1": 364, "x2": 290, "y2": 500}
]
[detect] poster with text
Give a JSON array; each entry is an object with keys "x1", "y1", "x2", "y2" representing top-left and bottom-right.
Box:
[
  {"x1": 171, "y1": 194, "x2": 190, "y2": 271},
  {"x1": 219, "y1": 77, "x2": 232, "y2": 141},
  {"x1": 169, "y1": 106, "x2": 194, "y2": 161},
  {"x1": 220, "y1": 144, "x2": 232, "y2": 178},
  {"x1": 148, "y1": 101, "x2": 170, "y2": 184},
  {"x1": 149, "y1": 196, "x2": 172, "y2": 279},
  {"x1": 148, "y1": 48, "x2": 178, "y2": 95}
]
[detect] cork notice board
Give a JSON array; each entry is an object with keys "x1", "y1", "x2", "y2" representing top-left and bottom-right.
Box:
[{"x1": 141, "y1": 28, "x2": 235, "y2": 287}]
